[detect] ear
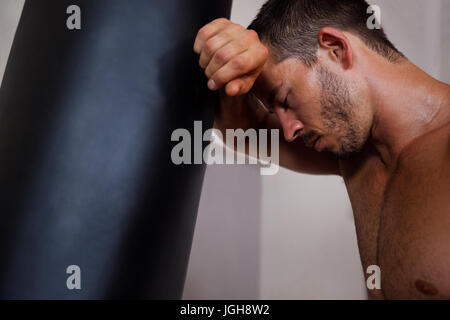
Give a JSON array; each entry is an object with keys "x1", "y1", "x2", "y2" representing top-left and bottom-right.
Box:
[{"x1": 318, "y1": 27, "x2": 353, "y2": 69}]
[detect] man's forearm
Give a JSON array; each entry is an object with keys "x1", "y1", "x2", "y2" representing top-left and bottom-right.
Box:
[{"x1": 214, "y1": 89, "x2": 268, "y2": 134}]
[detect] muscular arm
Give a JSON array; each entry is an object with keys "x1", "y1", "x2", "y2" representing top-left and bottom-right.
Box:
[{"x1": 195, "y1": 18, "x2": 340, "y2": 175}]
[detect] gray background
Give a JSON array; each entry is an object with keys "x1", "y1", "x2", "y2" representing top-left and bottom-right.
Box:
[{"x1": 0, "y1": 0, "x2": 448, "y2": 300}]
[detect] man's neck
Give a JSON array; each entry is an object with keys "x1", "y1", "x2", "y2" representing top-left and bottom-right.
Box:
[{"x1": 367, "y1": 58, "x2": 449, "y2": 167}]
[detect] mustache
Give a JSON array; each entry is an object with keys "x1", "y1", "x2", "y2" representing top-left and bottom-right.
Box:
[{"x1": 301, "y1": 131, "x2": 318, "y2": 145}]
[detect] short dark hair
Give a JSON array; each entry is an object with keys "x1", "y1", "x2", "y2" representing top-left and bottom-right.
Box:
[{"x1": 248, "y1": 0, "x2": 404, "y2": 66}]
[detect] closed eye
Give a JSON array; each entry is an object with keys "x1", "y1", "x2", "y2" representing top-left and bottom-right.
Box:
[{"x1": 282, "y1": 96, "x2": 289, "y2": 111}]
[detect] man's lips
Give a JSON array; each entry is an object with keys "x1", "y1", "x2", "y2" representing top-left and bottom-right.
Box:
[
  {"x1": 314, "y1": 137, "x2": 322, "y2": 152},
  {"x1": 305, "y1": 135, "x2": 319, "y2": 148}
]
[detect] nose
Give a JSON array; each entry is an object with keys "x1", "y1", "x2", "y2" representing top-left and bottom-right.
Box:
[{"x1": 277, "y1": 111, "x2": 304, "y2": 142}]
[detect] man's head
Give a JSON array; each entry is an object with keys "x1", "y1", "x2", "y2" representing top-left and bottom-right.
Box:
[{"x1": 248, "y1": 0, "x2": 405, "y2": 158}]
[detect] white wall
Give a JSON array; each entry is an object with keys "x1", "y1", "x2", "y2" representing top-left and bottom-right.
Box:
[
  {"x1": 0, "y1": 0, "x2": 24, "y2": 83},
  {"x1": 443, "y1": 0, "x2": 450, "y2": 84},
  {"x1": 373, "y1": 0, "x2": 446, "y2": 80}
]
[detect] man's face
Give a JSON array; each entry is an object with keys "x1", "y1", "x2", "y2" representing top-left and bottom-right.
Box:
[{"x1": 252, "y1": 54, "x2": 371, "y2": 159}]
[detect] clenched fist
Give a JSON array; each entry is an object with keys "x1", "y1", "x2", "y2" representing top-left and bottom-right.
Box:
[{"x1": 193, "y1": 18, "x2": 269, "y2": 96}]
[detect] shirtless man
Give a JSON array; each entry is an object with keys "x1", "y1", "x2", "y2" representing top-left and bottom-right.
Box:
[{"x1": 193, "y1": 0, "x2": 450, "y2": 299}]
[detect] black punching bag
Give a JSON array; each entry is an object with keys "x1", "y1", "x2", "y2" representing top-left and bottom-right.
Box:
[{"x1": 0, "y1": 0, "x2": 232, "y2": 299}]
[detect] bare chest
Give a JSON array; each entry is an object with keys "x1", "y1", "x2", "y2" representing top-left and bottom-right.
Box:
[
  {"x1": 341, "y1": 154, "x2": 389, "y2": 267},
  {"x1": 340, "y1": 150, "x2": 391, "y2": 298},
  {"x1": 340, "y1": 133, "x2": 450, "y2": 299}
]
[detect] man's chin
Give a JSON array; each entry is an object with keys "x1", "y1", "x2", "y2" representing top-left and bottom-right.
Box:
[
  {"x1": 320, "y1": 147, "x2": 346, "y2": 159},
  {"x1": 320, "y1": 140, "x2": 361, "y2": 160},
  {"x1": 334, "y1": 145, "x2": 362, "y2": 160}
]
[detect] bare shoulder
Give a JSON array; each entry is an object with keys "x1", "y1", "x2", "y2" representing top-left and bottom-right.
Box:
[
  {"x1": 379, "y1": 123, "x2": 450, "y2": 299},
  {"x1": 397, "y1": 122, "x2": 450, "y2": 170},
  {"x1": 391, "y1": 122, "x2": 450, "y2": 200}
]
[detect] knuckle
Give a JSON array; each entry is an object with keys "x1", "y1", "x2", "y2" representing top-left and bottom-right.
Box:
[
  {"x1": 228, "y1": 23, "x2": 244, "y2": 34},
  {"x1": 216, "y1": 48, "x2": 231, "y2": 63},
  {"x1": 204, "y1": 39, "x2": 217, "y2": 55},
  {"x1": 197, "y1": 26, "x2": 210, "y2": 40},
  {"x1": 232, "y1": 56, "x2": 247, "y2": 70},
  {"x1": 214, "y1": 17, "x2": 229, "y2": 25},
  {"x1": 246, "y1": 29, "x2": 259, "y2": 41}
]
